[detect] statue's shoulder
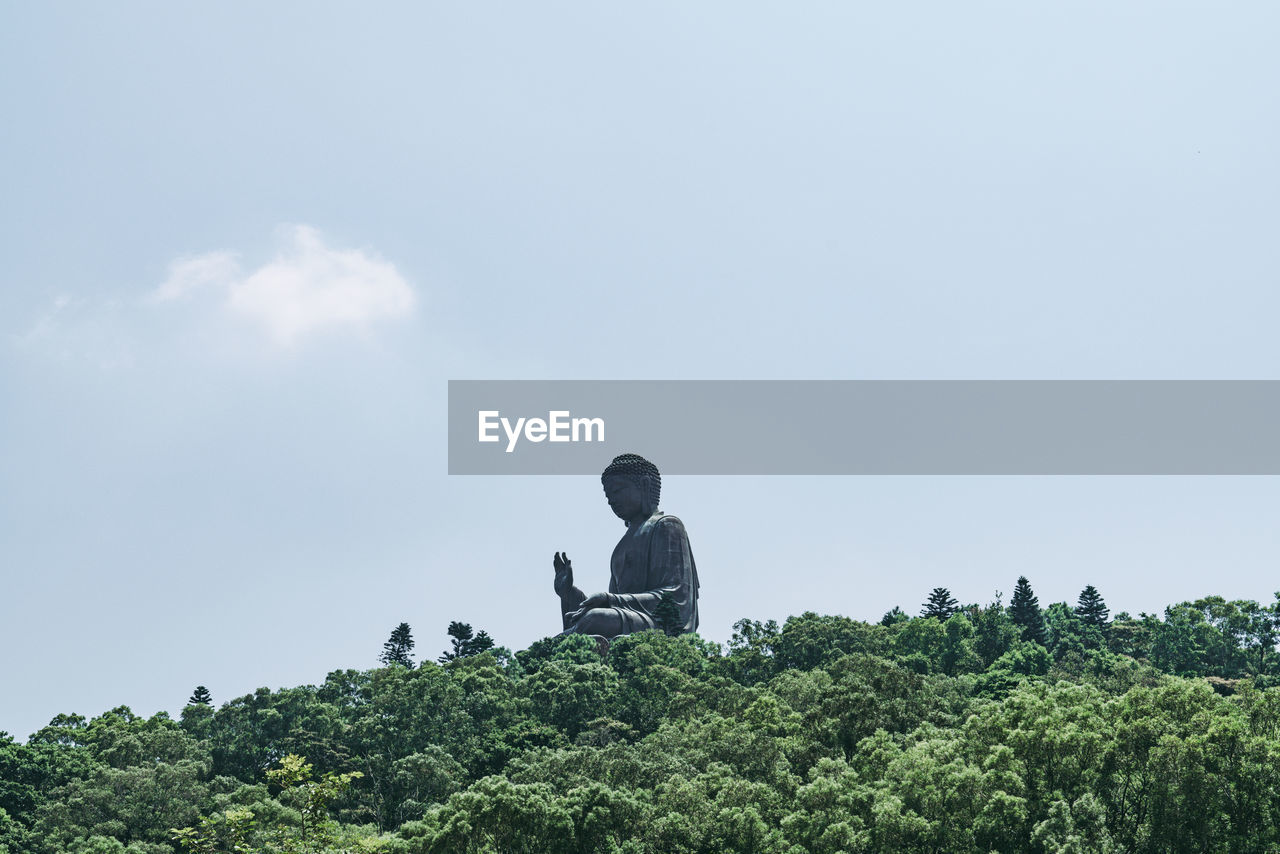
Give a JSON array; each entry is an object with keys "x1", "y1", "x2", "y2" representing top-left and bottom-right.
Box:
[{"x1": 651, "y1": 513, "x2": 688, "y2": 535}]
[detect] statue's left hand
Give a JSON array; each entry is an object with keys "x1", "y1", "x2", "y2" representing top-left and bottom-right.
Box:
[{"x1": 567, "y1": 592, "x2": 613, "y2": 622}]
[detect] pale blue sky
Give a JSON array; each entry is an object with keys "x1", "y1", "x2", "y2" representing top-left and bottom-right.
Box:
[{"x1": 3, "y1": 2, "x2": 1279, "y2": 739}]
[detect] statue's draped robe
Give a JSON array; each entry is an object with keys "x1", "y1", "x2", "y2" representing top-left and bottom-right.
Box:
[{"x1": 565, "y1": 511, "x2": 699, "y2": 637}]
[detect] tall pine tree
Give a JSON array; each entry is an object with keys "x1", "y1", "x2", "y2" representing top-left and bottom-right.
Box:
[
  {"x1": 468, "y1": 629, "x2": 496, "y2": 656},
  {"x1": 1009, "y1": 576, "x2": 1047, "y2": 645},
  {"x1": 921, "y1": 587, "x2": 959, "y2": 620},
  {"x1": 1076, "y1": 585, "x2": 1110, "y2": 628},
  {"x1": 380, "y1": 622, "x2": 415, "y2": 667},
  {"x1": 188, "y1": 686, "x2": 213, "y2": 706}
]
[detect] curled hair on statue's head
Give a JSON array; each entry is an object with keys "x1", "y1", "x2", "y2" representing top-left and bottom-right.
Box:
[{"x1": 601, "y1": 453, "x2": 661, "y2": 517}]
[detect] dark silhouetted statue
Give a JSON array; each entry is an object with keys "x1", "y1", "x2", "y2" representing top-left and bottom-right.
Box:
[{"x1": 554, "y1": 454, "x2": 699, "y2": 642}]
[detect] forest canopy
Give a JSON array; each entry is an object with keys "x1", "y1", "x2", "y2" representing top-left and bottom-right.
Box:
[{"x1": 5, "y1": 583, "x2": 1280, "y2": 854}]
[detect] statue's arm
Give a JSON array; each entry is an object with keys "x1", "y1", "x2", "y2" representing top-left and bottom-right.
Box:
[
  {"x1": 554, "y1": 551, "x2": 588, "y2": 630},
  {"x1": 560, "y1": 587, "x2": 587, "y2": 631}
]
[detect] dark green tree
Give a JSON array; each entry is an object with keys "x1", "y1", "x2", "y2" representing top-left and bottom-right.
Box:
[
  {"x1": 921, "y1": 587, "x2": 959, "y2": 620},
  {"x1": 1044, "y1": 600, "x2": 1096, "y2": 658},
  {"x1": 653, "y1": 591, "x2": 682, "y2": 636},
  {"x1": 1151, "y1": 605, "x2": 1208, "y2": 676},
  {"x1": 380, "y1": 622, "x2": 416, "y2": 667},
  {"x1": 880, "y1": 606, "x2": 909, "y2": 626},
  {"x1": 439, "y1": 622, "x2": 474, "y2": 662},
  {"x1": 187, "y1": 686, "x2": 212, "y2": 706},
  {"x1": 1076, "y1": 585, "x2": 1110, "y2": 629},
  {"x1": 972, "y1": 598, "x2": 1020, "y2": 666},
  {"x1": 773, "y1": 612, "x2": 892, "y2": 670},
  {"x1": 1010, "y1": 576, "x2": 1047, "y2": 645},
  {"x1": 439, "y1": 622, "x2": 495, "y2": 662},
  {"x1": 471, "y1": 631, "x2": 495, "y2": 654},
  {"x1": 719, "y1": 618, "x2": 780, "y2": 685},
  {"x1": 1245, "y1": 598, "x2": 1277, "y2": 675}
]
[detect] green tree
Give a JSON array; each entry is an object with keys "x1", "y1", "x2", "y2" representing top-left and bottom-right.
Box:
[
  {"x1": 380, "y1": 622, "x2": 416, "y2": 668},
  {"x1": 397, "y1": 777, "x2": 574, "y2": 854},
  {"x1": 439, "y1": 622, "x2": 495, "y2": 663},
  {"x1": 1107, "y1": 611, "x2": 1157, "y2": 661},
  {"x1": 720, "y1": 618, "x2": 780, "y2": 685},
  {"x1": 0, "y1": 806, "x2": 25, "y2": 854},
  {"x1": 32, "y1": 758, "x2": 213, "y2": 853},
  {"x1": 773, "y1": 612, "x2": 891, "y2": 671},
  {"x1": 196, "y1": 685, "x2": 349, "y2": 784},
  {"x1": 171, "y1": 806, "x2": 255, "y2": 854},
  {"x1": 609, "y1": 631, "x2": 721, "y2": 737},
  {"x1": 817, "y1": 654, "x2": 941, "y2": 760},
  {"x1": 188, "y1": 687, "x2": 212, "y2": 706},
  {"x1": 333, "y1": 663, "x2": 479, "y2": 827},
  {"x1": 1030, "y1": 794, "x2": 1116, "y2": 853},
  {"x1": 880, "y1": 606, "x2": 909, "y2": 626},
  {"x1": 920, "y1": 588, "x2": 959, "y2": 620},
  {"x1": 0, "y1": 734, "x2": 48, "y2": 853},
  {"x1": 941, "y1": 614, "x2": 983, "y2": 676},
  {"x1": 172, "y1": 754, "x2": 364, "y2": 854},
  {"x1": 1243, "y1": 598, "x2": 1277, "y2": 675},
  {"x1": 983, "y1": 640, "x2": 1051, "y2": 689},
  {"x1": 521, "y1": 660, "x2": 619, "y2": 740},
  {"x1": 860, "y1": 730, "x2": 1028, "y2": 853},
  {"x1": 1045, "y1": 601, "x2": 1090, "y2": 659},
  {"x1": 894, "y1": 616, "x2": 947, "y2": 673},
  {"x1": 1075, "y1": 585, "x2": 1110, "y2": 629},
  {"x1": 1151, "y1": 605, "x2": 1207, "y2": 676},
  {"x1": 263, "y1": 753, "x2": 362, "y2": 853},
  {"x1": 29, "y1": 706, "x2": 209, "y2": 772},
  {"x1": 972, "y1": 598, "x2": 1020, "y2": 667},
  {"x1": 1009, "y1": 576, "x2": 1047, "y2": 646}
]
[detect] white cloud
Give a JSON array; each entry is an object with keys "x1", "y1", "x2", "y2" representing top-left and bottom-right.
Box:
[
  {"x1": 153, "y1": 225, "x2": 414, "y2": 346},
  {"x1": 154, "y1": 251, "x2": 241, "y2": 302}
]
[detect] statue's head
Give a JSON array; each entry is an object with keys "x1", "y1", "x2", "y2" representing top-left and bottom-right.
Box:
[{"x1": 601, "y1": 453, "x2": 661, "y2": 524}]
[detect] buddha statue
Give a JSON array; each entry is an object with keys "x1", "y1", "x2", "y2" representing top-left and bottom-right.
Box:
[{"x1": 553, "y1": 454, "x2": 699, "y2": 640}]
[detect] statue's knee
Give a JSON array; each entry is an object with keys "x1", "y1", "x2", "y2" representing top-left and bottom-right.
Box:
[{"x1": 574, "y1": 608, "x2": 620, "y2": 637}]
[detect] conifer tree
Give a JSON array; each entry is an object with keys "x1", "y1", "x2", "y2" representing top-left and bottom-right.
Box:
[
  {"x1": 1009, "y1": 576, "x2": 1047, "y2": 645},
  {"x1": 921, "y1": 587, "x2": 959, "y2": 620},
  {"x1": 880, "y1": 606, "x2": 909, "y2": 626},
  {"x1": 380, "y1": 622, "x2": 415, "y2": 667},
  {"x1": 468, "y1": 629, "x2": 496, "y2": 656},
  {"x1": 188, "y1": 686, "x2": 212, "y2": 706},
  {"x1": 1076, "y1": 585, "x2": 1110, "y2": 628},
  {"x1": 440, "y1": 622, "x2": 473, "y2": 662},
  {"x1": 439, "y1": 622, "x2": 496, "y2": 662}
]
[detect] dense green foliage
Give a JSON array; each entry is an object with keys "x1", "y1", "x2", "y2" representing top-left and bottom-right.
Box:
[{"x1": 8, "y1": 588, "x2": 1280, "y2": 853}]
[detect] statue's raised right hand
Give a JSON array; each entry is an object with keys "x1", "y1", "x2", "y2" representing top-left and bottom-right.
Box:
[{"x1": 553, "y1": 551, "x2": 574, "y2": 597}]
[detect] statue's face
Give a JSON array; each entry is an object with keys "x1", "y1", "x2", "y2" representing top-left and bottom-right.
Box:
[{"x1": 603, "y1": 475, "x2": 646, "y2": 521}]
